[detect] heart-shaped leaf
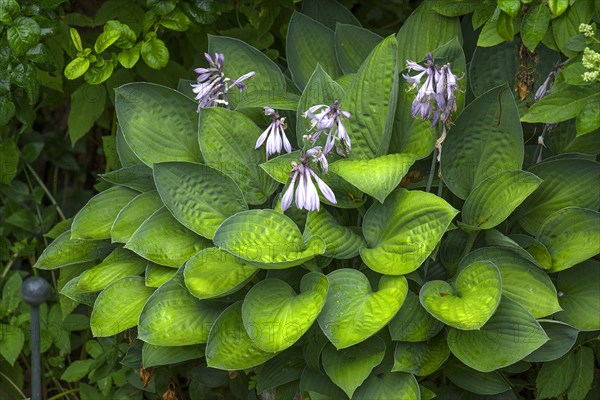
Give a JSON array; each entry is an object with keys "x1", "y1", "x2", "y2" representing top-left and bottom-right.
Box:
[
  {"x1": 462, "y1": 170, "x2": 542, "y2": 229},
  {"x1": 241, "y1": 272, "x2": 328, "y2": 352},
  {"x1": 184, "y1": 248, "x2": 258, "y2": 300},
  {"x1": 535, "y1": 207, "x2": 600, "y2": 272},
  {"x1": 322, "y1": 336, "x2": 386, "y2": 398},
  {"x1": 90, "y1": 277, "x2": 154, "y2": 337},
  {"x1": 330, "y1": 154, "x2": 416, "y2": 203},
  {"x1": 459, "y1": 247, "x2": 561, "y2": 318},
  {"x1": 555, "y1": 260, "x2": 600, "y2": 331},
  {"x1": 154, "y1": 162, "x2": 248, "y2": 239},
  {"x1": 213, "y1": 209, "x2": 325, "y2": 268},
  {"x1": 138, "y1": 272, "x2": 224, "y2": 346},
  {"x1": 77, "y1": 248, "x2": 147, "y2": 292},
  {"x1": 388, "y1": 290, "x2": 444, "y2": 342},
  {"x1": 206, "y1": 302, "x2": 277, "y2": 370},
  {"x1": 125, "y1": 208, "x2": 212, "y2": 267},
  {"x1": 111, "y1": 191, "x2": 163, "y2": 243},
  {"x1": 198, "y1": 107, "x2": 279, "y2": 205},
  {"x1": 318, "y1": 268, "x2": 408, "y2": 349},
  {"x1": 141, "y1": 343, "x2": 204, "y2": 368},
  {"x1": 392, "y1": 334, "x2": 450, "y2": 376},
  {"x1": 352, "y1": 372, "x2": 420, "y2": 400},
  {"x1": 301, "y1": 0, "x2": 360, "y2": 30},
  {"x1": 256, "y1": 348, "x2": 305, "y2": 393},
  {"x1": 115, "y1": 83, "x2": 201, "y2": 166},
  {"x1": 304, "y1": 209, "x2": 366, "y2": 259},
  {"x1": 361, "y1": 189, "x2": 458, "y2": 275},
  {"x1": 71, "y1": 186, "x2": 139, "y2": 240},
  {"x1": 420, "y1": 261, "x2": 502, "y2": 330},
  {"x1": 448, "y1": 296, "x2": 549, "y2": 372}
]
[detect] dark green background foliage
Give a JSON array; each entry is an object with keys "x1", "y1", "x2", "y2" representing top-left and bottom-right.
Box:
[{"x1": 1, "y1": 0, "x2": 600, "y2": 399}]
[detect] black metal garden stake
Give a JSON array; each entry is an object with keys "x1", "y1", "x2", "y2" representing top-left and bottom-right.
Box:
[{"x1": 21, "y1": 276, "x2": 50, "y2": 400}]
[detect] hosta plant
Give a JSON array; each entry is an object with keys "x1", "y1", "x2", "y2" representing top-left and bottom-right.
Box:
[{"x1": 36, "y1": 1, "x2": 600, "y2": 399}]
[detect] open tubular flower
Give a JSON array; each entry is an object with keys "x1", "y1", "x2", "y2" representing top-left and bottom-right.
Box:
[
  {"x1": 255, "y1": 107, "x2": 291, "y2": 159},
  {"x1": 403, "y1": 53, "x2": 461, "y2": 158},
  {"x1": 191, "y1": 52, "x2": 255, "y2": 111},
  {"x1": 280, "y1": 153, "x2": 336, "y2": 212},
  {"x1": 303, "y1": 100, "x2": 351, "y2": 155}
]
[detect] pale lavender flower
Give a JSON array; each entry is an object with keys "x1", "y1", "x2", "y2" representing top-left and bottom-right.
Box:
[
  {"x1": 191, "y1": 52, "x2": 255, "y2": 111},
  {"x1": 303, "y1": 100, "x2": 351, "y2": 155},
  {"x1": 306, "y1": 146, "x2": 328, "y2": 173},
  {"x1": 280, "y1": 157, "x2": 336, "y2": 212},
  {"x1": 255, "y1": 107, "x2": 291, "y2": 159},
  {"x1": 534, "y1": 71, "x2": 556, "y2": 102},
  {"x1": 403, "y1": 53, "x2": 461, "y2": 159}
]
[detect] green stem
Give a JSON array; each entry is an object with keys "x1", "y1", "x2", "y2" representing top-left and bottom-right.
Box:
[
  {"x1": 48, "y1": 388, "x2": 80, "y2": 400},
  {"x1": 1, "y1": 254, "x2": 17, "y2": 279},
  {"x1": 425, "y1": 148, "x2": 439, "y2": 193},
  {"x1": 531, "y1": 125, "x2": 548, "y2": 165},
  {"x1": 0, "y1": 371, "x2": 27, "y2": 399},
  {"x1": 23, "y1": 167, "x2": 49, "y2": 248},
  {"x1": 24, "y1": 162, "x2": 66, "y2": 221}
]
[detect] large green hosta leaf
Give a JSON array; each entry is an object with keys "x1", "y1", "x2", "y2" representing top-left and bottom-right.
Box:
[
  {"x1": 115, "y1": 83, "x2": 201, "y2": 166},
  {"x1": 71, "y1": 186, "x2": 138, "y2": 240},
  {"x1": 286, "y1": 11, "x2": 342, "y2": 90},
  {"x1": 183, "y1": 248, "x2": 258, "y2": 300},
  {"x1": 420, "y1": 261, "x2": 502, "y2": 330},
  {"x1": 334, "y1": 24, "x2": 382, "y2": 74},
  {"x1": 77, "y1": 248, "x2": 147, "y2": 292},
  {"x1": 304, "y1": 209, "x2": 365, "y2": 259},
  {"x1": 459, "y1": 247, "x2": 561, "y2": 318},
  {"x1": 555, "y1": 260, "x2": 600, "y2": 331},
  {"x1": 317, "y1": 269, "x2": 408, "y2": 349},
  {"x1": 515, "y1": 158, "x2": 600, "y2": 234},
  {"x1": 206, "y1": 302, "x2": 277, "y2": 370},
  {"x1": 125, "y1": 207, "x2": 212, "y2": 267},
  {"x1": 145, "y1": 263, "x2": 176, "y2": 288},
  {"x1": 213, "y1": 209, "x2": 325, "y2": 268},
  {"x1": 330, "y1": 153, "x2": 416, "y2": 203},
  {"x1": 392, "y1": 334, "x2": 450, "y2": 376},
  {"x1": 341, "y1": 35, "x2": 398, "y2": 159},
  {"x1": 154, "y1": 162, "x2": 247, "y2": 239},
  {"x1": 208, "y1": 35, "x2": 286, "y2": 103},
  {"x1": 90, "y1": 277, "x2": 154, "y2": 337},
  {"x1": 34, "y1": 231, "x2": 115, "y2": 270},
  {"x1": 242, "y1": 272, "x2": 328, "y2": 352},
  {"x1": 535, "y1": 207, "x2": 600, "y2": 272},
  {"x1": 388, "y1": 290, "x2": 444, "y2": 342},
  {"x1": 322, "y1": 336, "x2": 385, "y2": 398},
  {"x1": 142, "y1": 343, "x2": 205, "y2": 368},
  {"x1": 361, "y1": 189, "x2": 457, "y2": 275},
  {"x1": 440, "y1": 84, "x2": 523, "y2": 199},
  {"x1": 353, "y1": 372, "x2": 420, "y2": 400},
  {"x1": 198, "y1": 107, "x2": 278, "y2": 205},
  {"x1": 300, "y1": 0, "x2": 360, "y2": 30},
  {"x1": 448, "y1": 296, "x2": 549, "y2": 372},
  {"x1": 138, "y1": 273, "x2": 224, "y2": 345},
  {"x1": 100, "y1": 164, "x2": 154, "y2": 192},
  {"x1": 111, "y1": 191, "x2": 164, "y2": 243},
  {"x1": 462, "y1": 170, "x2": 542, "y2": 229}
]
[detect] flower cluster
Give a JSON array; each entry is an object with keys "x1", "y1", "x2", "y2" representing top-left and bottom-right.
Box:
[
  {"x1": 254, "y1": 101, "x2": 351, "y2": 212},
  {"x1": 255, "y1": 107, "x2": 291, "y2": 159},
  {"x1": 403, "y1": 53, "x2": 460, "y2": 157},
  {"x1": 304, "y1": 101, "x2": 351, "y2": 155},
  {"x1": 582, "y1": 47, "x2": 600, "y2": 83},
  {"x1": 191, "y1": 53, "x2": 255, "y2": 111},
  {"x1": 579, "y1": 23, "x2": 595, "y2": 38}
]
